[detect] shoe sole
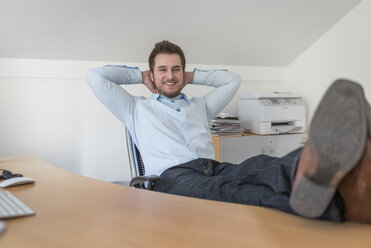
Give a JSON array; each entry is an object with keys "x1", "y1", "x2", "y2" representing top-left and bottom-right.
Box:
[{"x1": 290, "y1": 79, "x2": 367, "y2": 218}]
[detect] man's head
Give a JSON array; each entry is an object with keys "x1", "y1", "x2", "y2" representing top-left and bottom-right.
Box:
[{"x1": 148, "y1": 40, "x2": 186, "y2": 98}]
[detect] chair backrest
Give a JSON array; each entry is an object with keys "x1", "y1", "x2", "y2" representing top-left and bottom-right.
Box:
[{"x1": 125, "y1": 128, "x2": 145, "y2": 178}]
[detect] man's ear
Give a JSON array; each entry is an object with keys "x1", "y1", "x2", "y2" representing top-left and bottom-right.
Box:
[{"x1": 149, "y1": 71, "x2": 154, "y2": 82}]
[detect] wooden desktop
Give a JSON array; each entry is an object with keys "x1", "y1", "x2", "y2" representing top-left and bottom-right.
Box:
[{"x1": 0, "y1": 156, "x2": 370, "y2": 248}]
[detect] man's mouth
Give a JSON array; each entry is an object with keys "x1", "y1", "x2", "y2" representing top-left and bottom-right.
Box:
[{"x1": 163, "y1": 81, "x2": 177, "y2": 86}]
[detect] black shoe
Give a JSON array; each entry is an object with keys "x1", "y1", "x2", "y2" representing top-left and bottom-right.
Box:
[{"x1": 290, "y1": 79, "x2": 368, "y2": 218}]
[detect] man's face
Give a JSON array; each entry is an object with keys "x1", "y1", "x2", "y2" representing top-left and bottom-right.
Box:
[{"x1": 150, "y1": 53, "x2": 185, "y2": 98}]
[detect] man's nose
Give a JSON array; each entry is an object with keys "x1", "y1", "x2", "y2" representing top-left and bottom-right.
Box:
[{"x1": 166, "y1": 71, "x2": 175, "y2": 79}]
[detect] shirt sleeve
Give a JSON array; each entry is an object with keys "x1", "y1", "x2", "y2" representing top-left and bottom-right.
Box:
[
  {"x1": 192, "y1": 68, "x2": 241, "y2": 120},
  {"x1": 86, "y1": 65, "x2": 142, "y2": 128}
]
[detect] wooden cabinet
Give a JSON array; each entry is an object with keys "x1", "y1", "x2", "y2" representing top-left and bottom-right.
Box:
[{"x1": 212, "y1": 133, "x2": 307, "y2": 163}]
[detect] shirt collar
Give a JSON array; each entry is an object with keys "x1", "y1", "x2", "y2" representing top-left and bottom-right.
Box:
[{"x1": 152, "y1": 93, "x2": 190, "y2": 102}]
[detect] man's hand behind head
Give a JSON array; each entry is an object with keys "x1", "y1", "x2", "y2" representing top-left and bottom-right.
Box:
[
  {"x1": 184, "y1": 71, "x2": 194, "y2": 85},
  {"x1": 142, "y1": 70, "x2": 156, "y2": 93}
]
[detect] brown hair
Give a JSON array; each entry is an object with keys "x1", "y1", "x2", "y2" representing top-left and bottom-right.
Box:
[{"x1": 148, "y1": 40, "x2": 186, "y2": 73}]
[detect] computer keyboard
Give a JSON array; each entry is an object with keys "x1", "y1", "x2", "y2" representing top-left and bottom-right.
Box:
[{"x1": 0, "y1": 191, "x2": 35, "y2": 219}]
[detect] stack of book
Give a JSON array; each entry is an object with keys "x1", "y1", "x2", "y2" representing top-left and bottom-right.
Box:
[{"x1": 210, "y1": 116, "x2": 245, "y2": 136}]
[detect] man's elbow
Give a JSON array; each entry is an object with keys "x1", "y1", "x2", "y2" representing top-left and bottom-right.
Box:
[{"x1": 86, "y1": 68, "x2": 103, "y2": 87}]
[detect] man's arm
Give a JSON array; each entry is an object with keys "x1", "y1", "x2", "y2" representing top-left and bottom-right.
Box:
[
  {"x1": 86, "y1": 65, "x2": 143, "y2": 127},
  {"x1": 192, "y1": 69, "x2": 241, "y2": 120}
]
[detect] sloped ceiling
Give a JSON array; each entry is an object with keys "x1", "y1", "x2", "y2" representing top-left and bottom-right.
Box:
[{"x1": 0, "y1": 0, "x2": 361, "y2": 66}]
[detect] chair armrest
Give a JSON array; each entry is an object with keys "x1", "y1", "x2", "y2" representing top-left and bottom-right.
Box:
[{"x1": 129, "y1": 175, "x2": 160, "y2": 190}]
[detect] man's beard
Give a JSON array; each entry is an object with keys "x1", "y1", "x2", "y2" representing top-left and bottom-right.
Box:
[{"x1": 154, "y1": 81, "x2": 182, "y2": 98}]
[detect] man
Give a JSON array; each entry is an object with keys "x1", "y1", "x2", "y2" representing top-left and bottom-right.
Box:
[
  {"x1": 87, "y1": 41, "x2": 240, "y2": 177},
  {"x1": 87, "y1": 40, "x2": 371, "y2": 223}
]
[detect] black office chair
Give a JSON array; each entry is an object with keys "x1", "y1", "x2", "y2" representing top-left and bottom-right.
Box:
[{"x1": 126, "y1": 128, "x2": 159, "y2": 190}]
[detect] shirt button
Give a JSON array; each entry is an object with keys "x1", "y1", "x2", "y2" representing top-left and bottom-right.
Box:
[{"x1": 176, "y1": 108, "x2": 180, "y2": 111}]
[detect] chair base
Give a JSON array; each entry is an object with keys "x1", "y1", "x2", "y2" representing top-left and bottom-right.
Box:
[{"x1": 129, "y1": 175, "x2": 160, "y2": 190}]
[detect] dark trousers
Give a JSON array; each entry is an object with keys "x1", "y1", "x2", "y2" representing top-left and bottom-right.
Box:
[{"x1": 153, "y1": 147, "x2": 345, "y2": 222}]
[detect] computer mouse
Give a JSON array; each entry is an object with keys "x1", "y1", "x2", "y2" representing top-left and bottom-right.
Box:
[{"x1": 0, "y1": 177, "x2": 35, "y2": 188}]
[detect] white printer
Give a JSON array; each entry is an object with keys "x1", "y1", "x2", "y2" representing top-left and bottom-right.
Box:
[{"x1": 238, "y1": 92, "x2": 306, "y2": 135}]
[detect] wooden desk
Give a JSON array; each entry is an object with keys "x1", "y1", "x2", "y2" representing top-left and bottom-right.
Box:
[{"x1": 1, "y1": 156, "x2": 370, "y2": 248}]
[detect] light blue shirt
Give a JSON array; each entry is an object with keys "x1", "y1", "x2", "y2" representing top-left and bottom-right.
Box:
[{"x1": 87, "y1": 66, "x2": 241, "y2": 175}]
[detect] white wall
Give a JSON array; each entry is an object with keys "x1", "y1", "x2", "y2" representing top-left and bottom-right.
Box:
[
  {"x1": 286, "y1": 0, "x2": 371, "y2": 122},
  {"x1": 0, "y1": 58, "x2": 285, "y2": 182}
]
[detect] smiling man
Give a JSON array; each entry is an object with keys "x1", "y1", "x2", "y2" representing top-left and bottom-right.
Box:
[
  {"x1": 87, "y1": 40, "x2": 240, "y2": 176},
  {"x1": 87, "y1": 40, "x2": 371, "y2": 223}
]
